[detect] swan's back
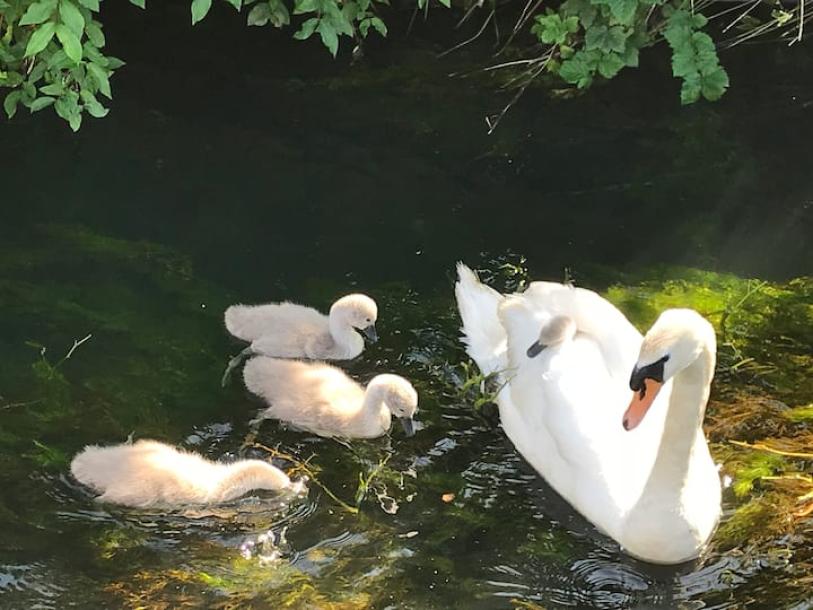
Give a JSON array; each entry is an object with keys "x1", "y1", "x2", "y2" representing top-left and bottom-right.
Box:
[{"x1": 225, "y1": 302, "x2": 326, "y2": 343}]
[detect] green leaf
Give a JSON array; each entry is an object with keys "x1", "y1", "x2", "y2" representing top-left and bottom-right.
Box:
[
  {"x1": 83, "y1": 41, "x2": 107, "y2": 65},
  {"x1": 81, "y1": 90, "x2": 108, "y2": 117},
  {"x1": 54, "y1": 90, "x2": 78, "y2": 120},
  {"x1": 87, "y1": 62, "x2": 111, "y2": 97},
  {"x1": 671, "y1": 47, "x2": 695, "y2": 78},
  {"x1": 593, "y1": 0, "x2": 638, "y2": 26},
  {"x1": 700, "y1": 67, "x2": 729, "y2": 101},
  {"x1": 359, "y1": 17, "x2": 370, "y2": 36},
  {"x1": 585, "y1": 24, "x2": 627, "y2": 52},
  {"x1": 532, "y1": 14, "x2": 569, "y2": 45},
  {"x1": 341, "y1": 1, "x2": 358, "y2": 23},
  {"x1": 106, "y1": 56, "x2": 126, "y2": 69},
  {"x1": 247, "y1": 3, "x2": 270, "y2": 25},
  {"x1": 597, "y1": 51, "x2": 624, "y2": 78},
  {"x1": 191, "y1": 0, "x2": 212, "y2": 24},
  {"x1": 59, "y1": 0, "x2": 85, "y2": 37},
  {"x1": 294, "y1": 17, "x2": 318, "y2": 39},
  {"x1": 692, "y1": 32, "x2": 719, "y2": 75},
  {"x1": 68, "y1": 113, "x2": 82, "y2": 131},
  {"x1": 559, "y1": 51, "x2": 594, "y2": 88},
  {"x1": 4, "y1": 90, "x2": 22, "y2": 119},
  {"x1": 19, "y1": 0, "x2": 58, "y2": 26},
  {"x1": 29, "y1": 95, "x2": 56, "y2": 111},
  {"x1": 0, "y1": 71, "x2": 24, "y2": 87},
  {"x1": 40, "y1": 82, "x2": 65, "y2": 95},
  {"x1": 55, "y1": 23, "x2": 83, "y2": 63},
  {"x1": 267, "y1": 0, "x2": 291, "y2": 27},
  {"x1": 85, "y1": 21, "x2": 105, "y2": 47},
  {"x1": 369, "y1": 16, "x2": 387, "y2": 36},
  {"x1": 78, "y1": 0, "x2": 100, "y2": 10},
  {"x1": 562, "y1": 0, "x2": 596, "y2": 28},
  {"x1": 225, "y1": 0, "x2": 242, "y2": 9},
  {"x1": 25, "y1": 22, "x2": 57, "y2": 57},
  {"x1": 680, "y1": 72, "x2": 701, "y2": 104},
  {"x1": 620, "y1": 42, "x2": 638, "y2": 67},
  {"x1": 317, "y1": 21, "x2": 338, "y2": 57},
  {"x1": 438, "y1": 0, "x2": 451, "y2": 6},
  {"x1": 564, "y1": 15, "x2": 580, "y2": 33},
  {"x1": 293, "y1": 0, "x2": 317, "y2": 14},
  {"x1": 129, "y1": 0, "x2": 145, "y2": 6}
]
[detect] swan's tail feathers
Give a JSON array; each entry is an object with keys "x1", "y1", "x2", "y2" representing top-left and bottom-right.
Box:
[{"x1": 454, "y1": 263, "x2": 507, "y2": 375}]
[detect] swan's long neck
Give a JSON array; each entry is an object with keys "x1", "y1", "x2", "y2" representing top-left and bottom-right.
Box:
[
  {"x1": 643, "y1": 346, "x2": 715, "y2": 500},
  {"x1": 209, "y1": 462, "x2": 289, "y2": 503}
]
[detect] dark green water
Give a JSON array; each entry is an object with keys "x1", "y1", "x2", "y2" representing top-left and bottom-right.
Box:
[{"x1": 1, "y1": 3, "x2": 812, "y2": 608}]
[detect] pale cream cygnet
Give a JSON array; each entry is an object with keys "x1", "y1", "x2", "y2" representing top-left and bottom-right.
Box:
[
  {"x1": 243, "y1": 357, "x2": 418, "y2": 439},
  {"x1": 70, "y1": 439, "x2": 302, "y2": 508},
  {"x1": 224, "y1": 294, "x2": 378, "y2": 360}
]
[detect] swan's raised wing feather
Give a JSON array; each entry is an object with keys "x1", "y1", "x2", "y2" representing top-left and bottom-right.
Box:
[{"x1": 454, "y1": 263, "x2": 507, "y2": 376}]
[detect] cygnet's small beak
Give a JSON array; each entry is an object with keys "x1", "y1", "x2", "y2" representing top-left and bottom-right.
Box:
[
  {"x1": 360, "y1": 324, "x2": 378, "y2": 343},
  {"x1": 399, "y1": 417, "x2": 416, "y2": 437},
  {"x1": 526, "y1": 340, "x2": 547, "y2": 358}
]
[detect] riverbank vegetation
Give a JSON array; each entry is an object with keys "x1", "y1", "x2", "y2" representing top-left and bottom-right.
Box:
[{"x1": 1, "y1": 0, "x2": 809, "y2": 129}]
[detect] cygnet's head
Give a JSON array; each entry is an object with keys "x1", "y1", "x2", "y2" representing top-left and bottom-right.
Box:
[
  {"x1": 368, "y1": 374, "x2": 419, "y2": 437},
  {"x1": 331, "y1": 294, "x2": 379, "y2": 343},
  {"x1": 526, "y1": 315, "x2": 577, "y2": 358}
]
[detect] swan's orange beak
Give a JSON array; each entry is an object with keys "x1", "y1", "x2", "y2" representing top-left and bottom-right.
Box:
[{"x1": 623, "y1": 379, "x2": 662, "y2": 431}]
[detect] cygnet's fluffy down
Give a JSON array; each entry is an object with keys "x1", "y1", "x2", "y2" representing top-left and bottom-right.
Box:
[
  {"x1": 224, "y1": 294, "x2": 378, "y2": 360},
  {"x1": 243, "y1": 357, "x2": 418, "y2": 439},
  {"x1": 70, "y1": 439, "x2": 301, "y2": 508}
]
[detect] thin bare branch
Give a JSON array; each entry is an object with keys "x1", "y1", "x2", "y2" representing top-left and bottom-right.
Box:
[
  {"x1": 723, "y1": 0, "x2": 762, "y2": 33},
  {"x1": 456, "y1": 0, "x2": 485, "y2": 29},
  {"x1": 498, "y1": 0, "x2": 543, "y2": 55},
  {"x1": 438, "y1": 10, "x2": 495, "y2": 58}
]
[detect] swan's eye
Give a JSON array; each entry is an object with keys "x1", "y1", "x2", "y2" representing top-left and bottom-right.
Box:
[{"x1": 365, "y1": 318, "x2": 371, "y2": 324}]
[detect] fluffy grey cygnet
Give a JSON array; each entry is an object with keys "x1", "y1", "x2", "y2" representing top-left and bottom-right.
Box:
[
  {"x1": 224, "y1": 294, "x2": 378, "y2": 360},
  {"x1": 70, "y1": 439, "x2": 303, "y2": 507},
  {"x1": 243, "y1": 357, "x2": 418, "y2": 439}
]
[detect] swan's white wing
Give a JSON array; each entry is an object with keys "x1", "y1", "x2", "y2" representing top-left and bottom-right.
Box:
[{"x1": 454, "y1": 263, "x2": 507, "y2": 375}]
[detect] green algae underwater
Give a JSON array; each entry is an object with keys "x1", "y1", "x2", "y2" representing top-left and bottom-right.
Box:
[{"x1": 0, "y1": 224, "x2": 810, "y2": 610}]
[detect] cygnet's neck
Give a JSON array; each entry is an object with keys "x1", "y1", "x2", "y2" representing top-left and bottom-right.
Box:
[
  {"x1": 640, "y1": 346, "x2": 715, "y2": 502},
  {"x1": 361, "y1": 382, "x2": 392, "y2": 429},
  {"x1": 329, "y1": 312, "x2": 363, "y2": 357},
  {"x1": 209, "y1": 461, "x2": 289, "y2": 503}
]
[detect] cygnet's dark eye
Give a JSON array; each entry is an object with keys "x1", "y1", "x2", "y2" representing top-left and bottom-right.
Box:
[{"x1": 365, "y1": 318, "x2": 371, "y2": 323}]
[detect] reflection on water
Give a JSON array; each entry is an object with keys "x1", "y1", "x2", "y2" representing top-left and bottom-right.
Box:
[{"x1": 1, "y1": 4, "x2": 812, "y2": 608}]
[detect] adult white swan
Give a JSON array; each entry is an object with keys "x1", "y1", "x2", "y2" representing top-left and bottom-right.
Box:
[{"x1": 454, "y1": 264, "x2": 721, "y2": 564}]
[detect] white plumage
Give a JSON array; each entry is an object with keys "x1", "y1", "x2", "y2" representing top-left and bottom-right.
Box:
[
  {"x1": 454, "y1": 263, "x2": 721, "y2": 564},
  {"x1": 225, "y1": 294, "x2": 378, "y2": 360},
  {"x1": 71, "y1": 439, "x2": 301, "y2": 507},
  {"x1": 243, "y1": 357, "x2": 418, "y2": 439}
]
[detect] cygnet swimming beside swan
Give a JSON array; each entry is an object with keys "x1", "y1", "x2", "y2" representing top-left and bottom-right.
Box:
[
  {"x1": 71, "y1": 439, "x2": 303, "y2": 508},
  {"x1": 243, "y1": 357, "x2": 418, "y2": 439}
]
